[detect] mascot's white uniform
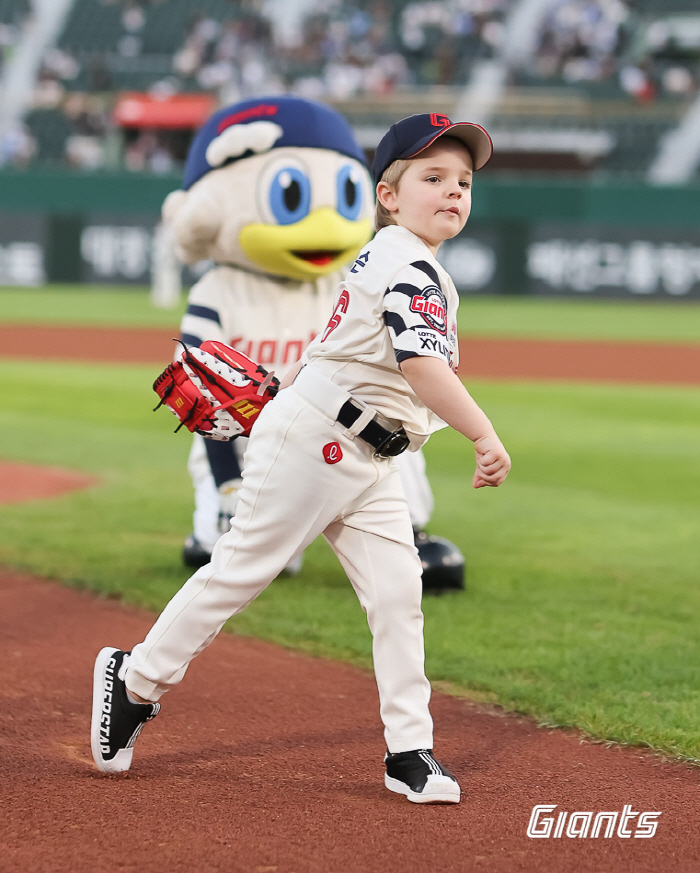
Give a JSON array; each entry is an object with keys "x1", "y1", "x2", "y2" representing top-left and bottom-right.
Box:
[{"x1": 162, "y1": 96, "x2": 462, "y2": 591}]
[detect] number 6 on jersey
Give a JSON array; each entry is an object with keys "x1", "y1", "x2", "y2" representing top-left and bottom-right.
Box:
[{"x1": 322, "y1": 289, "x2": 350, "y2": 342}]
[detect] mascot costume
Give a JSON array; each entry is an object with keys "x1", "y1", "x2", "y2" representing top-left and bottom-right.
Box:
[{"x1": 161, "y1": 95, "x2": 465, "y2": 593}]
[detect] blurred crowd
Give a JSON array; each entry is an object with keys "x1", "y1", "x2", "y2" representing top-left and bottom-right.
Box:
[
  {"x1": 524, "y1": 0, "x2": 700, "y2": 101},
  {"x1": 0, "y1": 0, "x2": 33, "y2": 167},
  {"x1": 529, "y1": 0, "x2": 630, "y2": 85},
  {"x1": 168, "y1": 0, "x2": 517, "y2": 100},
  {"x1": 1, "y1": 0, "x2": 699, "y2": 170}
]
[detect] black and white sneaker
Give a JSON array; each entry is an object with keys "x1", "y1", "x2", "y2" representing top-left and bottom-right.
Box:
[
  {"x1": 384, "y1": 749, "x2": 461, "y2": 804},
  {"x1": 91, "y1": 647, "x2": 160, "y2": 773}
]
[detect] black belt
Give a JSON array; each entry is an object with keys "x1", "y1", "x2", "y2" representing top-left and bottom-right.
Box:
[{"x1": 337, "y1": 401, "x2": 410, "y2": 458}]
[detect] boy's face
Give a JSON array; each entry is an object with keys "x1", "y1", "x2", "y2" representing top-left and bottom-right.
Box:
[{"x1": 377, "y1": 138, "x2": 474, "y2": 254}]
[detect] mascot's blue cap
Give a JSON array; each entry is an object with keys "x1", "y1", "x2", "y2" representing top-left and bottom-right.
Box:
[{"x1": 183, "y1": 95, "x2": 367, "y2": 190}]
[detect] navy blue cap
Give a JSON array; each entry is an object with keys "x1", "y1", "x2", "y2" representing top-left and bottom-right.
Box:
[
  {"x1": 371, "y1": 113, "x2": 492, "y2": 185},
  {"x1": 182, "y1": 96, "x2": 367, "y2": 190}
]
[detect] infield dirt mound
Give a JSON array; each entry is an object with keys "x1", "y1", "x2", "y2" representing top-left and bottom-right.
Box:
[{"x1": 0, "y1": 461, "x2": 98, "y2": 504}]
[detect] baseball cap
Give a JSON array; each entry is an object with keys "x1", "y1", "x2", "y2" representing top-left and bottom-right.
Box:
[
  {"x1": 371, "y1": 113, "x2": 493, "y2": 185},
  {"x1": 183, "y1": 96, "x2": 367, "y2": 190}
]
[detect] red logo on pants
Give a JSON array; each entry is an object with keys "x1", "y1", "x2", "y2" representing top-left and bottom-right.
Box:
[{"x1": 323, "y1": 442, "x2": 343, "y2": 464}]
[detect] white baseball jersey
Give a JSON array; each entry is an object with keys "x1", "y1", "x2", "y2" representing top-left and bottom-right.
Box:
[
  {"x1": 180, "y1": 264, "x2": 338, "y2": 369},
  {"x1": 305, "y1": 224, "x2": 460, "y2": 448}
]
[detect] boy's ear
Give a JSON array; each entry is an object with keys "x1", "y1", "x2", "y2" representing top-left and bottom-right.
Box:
[{"x1": 376, "y1": 181, "x2": 398, "y2": 213}]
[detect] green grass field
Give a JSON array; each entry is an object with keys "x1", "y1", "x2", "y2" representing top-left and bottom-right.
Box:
[{"x1": 2, "y1": 286, "x2": 700, "y2": 761}]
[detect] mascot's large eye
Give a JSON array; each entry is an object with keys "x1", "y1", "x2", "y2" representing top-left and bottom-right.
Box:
[
  {"x1": 336, "y1": 165, "x2": 363, "y2": 221},
  {"x1": 268, "y1": 166, "x2": 311, "y2": 225}
]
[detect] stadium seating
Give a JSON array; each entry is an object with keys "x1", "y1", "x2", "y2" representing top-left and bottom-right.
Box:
[
  {"x1": 56, "y1": 0, "x2": 243, "y2": 92},
  {"x1": 24, "y1": 107, "x2": 73, "y2": 162},
  {"x1": 634, "y1": 0, "x2": 699, "y2": 11},
  {"x1": 6, "y1": 0, "x2": 700, "y2": 178}
]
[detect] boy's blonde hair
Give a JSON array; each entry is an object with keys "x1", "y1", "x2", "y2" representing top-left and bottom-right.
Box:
[{"x1": 374, "y1": 159, "x2": 412, "y2": 232}]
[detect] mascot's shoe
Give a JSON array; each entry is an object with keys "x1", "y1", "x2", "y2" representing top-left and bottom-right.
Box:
[
  {"x1": 414, "y1": 529, "x2": 466, "y2": 595},
  {"x1": 279, "y1": 551, "x2": 304, "y2": 577},
  {"x1": 91, "y1": 647, "x2": 160, "y2": 773},
  {"x1": 183, "y1": 534, "x2": 304, "y2": 577},
  {"x1": 384, "y1": 749, "x2": 461, "y2": 804},
  {"x1": 183, "y1": 533, "x2": 303, "y2": 577},
  {"x1": 182, "y1": 534, "x2": 213, "y2": 568}
]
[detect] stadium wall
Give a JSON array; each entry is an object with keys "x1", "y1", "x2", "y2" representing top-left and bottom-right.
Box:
[{"x1": 1, "y1": 169, "x2": 700, "y2": 299}]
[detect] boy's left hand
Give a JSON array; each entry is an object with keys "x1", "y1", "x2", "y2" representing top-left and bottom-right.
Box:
[{"x1": 472, "y1": 435, "x2": 511, "y2": 489}]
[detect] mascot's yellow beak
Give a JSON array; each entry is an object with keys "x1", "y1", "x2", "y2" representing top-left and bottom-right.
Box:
[{"x1": 239, "y1": 208, "x2": 372, "y2": 282}]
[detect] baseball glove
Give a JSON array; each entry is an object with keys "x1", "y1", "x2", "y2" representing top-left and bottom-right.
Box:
[{"x1": 153, "y1": 340, "x2": 280, "y2": 441}]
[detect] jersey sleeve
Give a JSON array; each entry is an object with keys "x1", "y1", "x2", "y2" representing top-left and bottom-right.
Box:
[
  {"x1": 382, "y1": 259, "x2": 452, "y2": 366},
  {"x1": 179, "y1": 274, "x2": 226, "y2": 348}
]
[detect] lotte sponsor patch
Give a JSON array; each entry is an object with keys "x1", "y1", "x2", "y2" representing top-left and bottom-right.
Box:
[
  {"x1": 410, "y1": 285, "x2": 447, "y2": 334},
  {"x1": 322, "y1": 442, "x2": 343, "y2": 464}
]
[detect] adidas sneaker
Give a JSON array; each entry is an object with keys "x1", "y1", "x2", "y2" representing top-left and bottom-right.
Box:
[
  {"x1": 385, "y1": 749, "x2": 460, "y2": 804},
  {"x1": 90, "y1": 647, "x2": 159, "y2": 773}
]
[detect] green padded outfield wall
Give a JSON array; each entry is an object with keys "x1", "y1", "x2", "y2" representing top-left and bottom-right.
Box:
[{"x1": 1, "y1": 168, "x2": 699, "y2": 297}]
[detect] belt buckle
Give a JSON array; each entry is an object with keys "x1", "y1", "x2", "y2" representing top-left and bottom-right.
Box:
[{"x1": 374, "y1": 429, "x2": 410, "y2": 459}]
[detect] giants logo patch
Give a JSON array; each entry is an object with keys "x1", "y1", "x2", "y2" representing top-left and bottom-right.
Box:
[{"x1": 410, "y1": 285, "x2": 447, "y2": 335}]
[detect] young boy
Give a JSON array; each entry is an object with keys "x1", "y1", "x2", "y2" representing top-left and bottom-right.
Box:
[{"x1": 91, "y1": 113, "x2": 511, "y2": 804}]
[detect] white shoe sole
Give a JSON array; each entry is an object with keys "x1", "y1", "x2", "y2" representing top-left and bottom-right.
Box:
[
  {"x1": 385, "y1": 773, "x2": 461, "y2": 804},
  {"x1": 90, "y1": 646, "x2": 134, "y2": 773}
]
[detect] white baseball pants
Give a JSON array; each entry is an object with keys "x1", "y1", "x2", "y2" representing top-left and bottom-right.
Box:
[
  {"x1": 127, "y1": 375, "x2": 434, "y2": 753},
  {"x1": 188, "y1": 422, "x2": 436, "y2": 548}
]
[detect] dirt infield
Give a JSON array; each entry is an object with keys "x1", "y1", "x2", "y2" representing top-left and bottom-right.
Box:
[
  {"x1": 2, "y1": 326, "x2": 700, "y2": 872},
  {"x1": 1, "y1": 322, "x2": 699, "y2": 385},
  {"x1": 0, "y1": 461, "x2": 99, "y2": 504},
  {"x1": 3, "y1": 566, "x2": 700, "y2": 873}
]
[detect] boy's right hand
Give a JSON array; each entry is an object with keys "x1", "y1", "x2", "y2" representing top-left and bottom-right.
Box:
[{"x1": 472, "y1": 435, "x2": 510, "y2": 489}]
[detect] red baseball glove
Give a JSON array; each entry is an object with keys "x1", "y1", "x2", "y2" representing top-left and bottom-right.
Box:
[{"x1": 153, "y1": 340, "x2": 279, "y2": 440}]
